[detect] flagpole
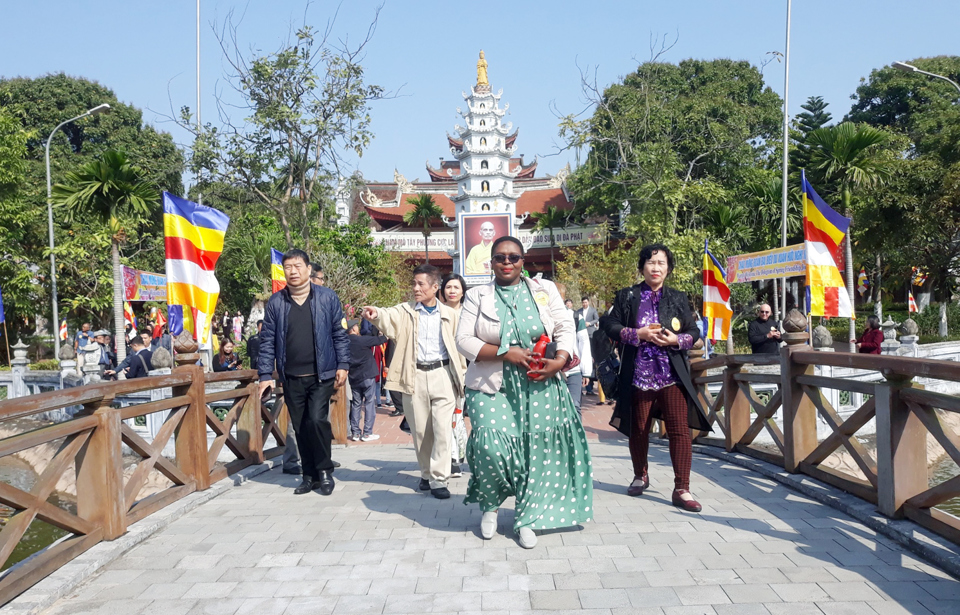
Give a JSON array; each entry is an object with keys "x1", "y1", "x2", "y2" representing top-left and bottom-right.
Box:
[
  {"x1": 780, "y1": 0, "x2": 792, "y2": 322},
  {"x1": 196, "y1": 0, "x2": 203, "y2": 207},
  {"x1": 2, "y1": 322, "x2": 10, "y2": 368}
]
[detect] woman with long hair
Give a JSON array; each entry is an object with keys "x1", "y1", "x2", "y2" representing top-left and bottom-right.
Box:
[
  {"x1": 441, "y1": 273, "x2": 469, "y2": 477},
  {"x1": 599, "y1": 243, "x2": 711, "y2": 512},
  {"x1": 457, "y1": 236, "x2": 593, "y2": 548},
  {"x1": 213, "y1": 337, "x2": 241, "y2": 372}
]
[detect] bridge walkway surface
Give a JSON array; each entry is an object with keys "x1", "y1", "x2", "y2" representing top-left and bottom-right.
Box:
[{"x1": 32, "y1": 400, "x2": 960, "y2": 615}]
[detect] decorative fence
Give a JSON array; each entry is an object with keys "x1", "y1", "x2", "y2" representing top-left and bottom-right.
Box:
[
  {"x1": 690, "y1": 345, "x2": 960, "y2": 546},
  {"x1": 0, "y1": 367, "x2": 347, "y2": 605}
]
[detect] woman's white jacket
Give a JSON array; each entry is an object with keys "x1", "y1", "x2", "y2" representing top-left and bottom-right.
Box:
[{"x1": 456, "y1": 277, "x2": 575, "y2": 394}]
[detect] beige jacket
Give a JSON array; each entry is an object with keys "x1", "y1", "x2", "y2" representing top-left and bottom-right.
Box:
[
  {"x1": 371, "y1": 301, "x2": 465, "y2": 397},
  {"x1": 456, "y1": 277, "x2": 575, "y2": 394}
]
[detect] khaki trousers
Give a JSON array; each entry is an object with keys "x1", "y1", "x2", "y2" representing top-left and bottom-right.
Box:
[{"x1": 402, "y1": 365, "x2": 456, "y2": 488}]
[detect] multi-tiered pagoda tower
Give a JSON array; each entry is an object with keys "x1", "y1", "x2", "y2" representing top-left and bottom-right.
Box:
[{"x1": 352, "y1": 52, "x2": 598, "y2": 278}]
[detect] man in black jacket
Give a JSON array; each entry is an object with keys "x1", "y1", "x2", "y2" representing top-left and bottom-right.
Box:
[
  {"x1": 346, "y1": 320, "x2": 387, "y2": 441},
  {"x1": 124, "y1": 338, "x2": 154, "y2": 379},
  {"x1": 258, "y1": 249, "x2": 349, "y2": 496},
  {"x1": 748, "y1": 304, "x2": 781, "y2": 354},
  {"x1": 247, "y1": 320, "x2": 263, "y2": 368}
]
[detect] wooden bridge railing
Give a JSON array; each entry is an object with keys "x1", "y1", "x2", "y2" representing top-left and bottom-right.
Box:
[
  {"x1": 691, "y1": 345, "x2": 960, "y2": 547},
  {"x1": 0, "y1": 366, "x2": 347, "y2": 605}
]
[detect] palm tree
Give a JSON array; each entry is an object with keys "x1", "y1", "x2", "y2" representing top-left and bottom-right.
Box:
[
  {"x1": 807, "y1": 122, "x2": 891, "y2": 351},
  {"x1": 53, "y1": 151, "x2": 158, "y2": 365},
  {"x1": 531, "y1": 206, "x2": 568, "y2": 278},
  {"x1": 403, "y1": 193, "x2": 444, "y2": 264}
]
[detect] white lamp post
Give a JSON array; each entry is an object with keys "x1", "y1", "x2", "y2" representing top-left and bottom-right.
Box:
[
  {"x1": 893, "y1": 61, "x2": 960, "y2": 95},
  {"x1": 45, "y1": 103, "x2": 112, "y2": 357}
]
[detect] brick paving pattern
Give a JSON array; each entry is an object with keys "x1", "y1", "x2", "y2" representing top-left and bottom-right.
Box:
[{"x1": 40, "y1": 395, "x2": 960, "y2": 615}]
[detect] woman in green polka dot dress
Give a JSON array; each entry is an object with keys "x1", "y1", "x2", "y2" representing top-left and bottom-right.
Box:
[{"x1": 455, "y1": 236, "x2": 593, "y2": 549}]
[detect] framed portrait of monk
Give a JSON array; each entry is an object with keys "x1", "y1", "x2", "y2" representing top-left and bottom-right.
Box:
[{"x1": 458, "y1": 211, "x2": 512, "y2": 285}]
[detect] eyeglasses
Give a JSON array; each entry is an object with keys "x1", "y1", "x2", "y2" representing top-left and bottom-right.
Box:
[
  {"x1": 759, "y1": 311, "x2": 771, "y2": 314},
  {"x1": 491, "y1": 254, "x2": 523, "y2": 264}
]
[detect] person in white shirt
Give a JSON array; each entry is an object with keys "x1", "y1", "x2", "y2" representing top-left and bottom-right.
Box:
[{"x1": 361, "y1": 264, "x2": 465, "y2": 499}]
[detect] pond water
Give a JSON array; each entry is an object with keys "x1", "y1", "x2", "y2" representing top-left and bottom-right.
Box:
[
  {"x1": 931, "y1": 456, "x2": 960, "y2": 517},
  {"x1": 0, "y1": 458, "x2": 74, "y2": 571}
]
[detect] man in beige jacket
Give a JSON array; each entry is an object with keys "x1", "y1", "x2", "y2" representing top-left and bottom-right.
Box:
[{"x1": 361, "y1": 264, "x2": 465, "y2": 499}]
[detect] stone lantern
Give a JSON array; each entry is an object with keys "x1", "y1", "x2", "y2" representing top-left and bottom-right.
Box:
[
  {"x1": 880, "y1": 318, "x2": 900, "y2": 355},
  {"x1": 899, "y1": 318, "x2": 919, "y2": 355}
]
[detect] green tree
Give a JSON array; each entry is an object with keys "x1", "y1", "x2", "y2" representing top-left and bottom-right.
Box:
[
  {"x1": 403, "y1": 194, "x2": 444, "y2": 264},
  {"x1": 792, "y1": 95, "x2": 833, "y2": 183},
  {"x1": 0, "y1": 74, "x2": 183, "y2": 334},
  {"x1": 0, "y1": 107, "x2": 34, "y2": 346},
  {"x1": 186, "y1": 13, "x2": 385, "y2": 253},
  {"x1": 531, "y1": 205, "x2": 568, "y2": 278},
  {"x1": 52, "y1": 151, "x2": 159, "y2": 363},
  {"x1": 560, "y1": 58, "x2": 782, "y2": 240},
  {"x1": 807, "y1": 122, "x2": 892, "y2": 347}
]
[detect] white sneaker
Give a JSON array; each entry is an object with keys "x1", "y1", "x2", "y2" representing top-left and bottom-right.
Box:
[
  {"x1": 518, "y1": 527, "x2": 537, "y2": 549},
  {"x1": 348, "y1": 434, "x2": 360, "y2": 441},
  {"x1": 480, "y1": 511, "x2": 498, "y2": 539},
  {"x1": 360, "y1": 433, "x2": 380, "y2": 442}
]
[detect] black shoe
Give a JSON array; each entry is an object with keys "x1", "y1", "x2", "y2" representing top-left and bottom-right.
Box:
[
  {"x1": 431, "y1": 487, "x2": 451, "y2": 499},
  {"x1": 282, "y1": 466, "x2": 302, "y2": 475},
  {"x1": 418, "y1": 478, "x2": 431, "y2": 491},
  {"x1": 332, "y1": 460, "x2": 341, "y2": 468},
  {"x1": 294, "y1": 477, "x2": 319, "y2": 495},
  {"x1": 450, "y1": 464, "x2": 462, "y2": 478},
  {"x1": 318, "y1": 471, "x2": 335, "y2": 496},
  {"x1": 389, "y1": 409, "x2": 403, "y2": 417}
]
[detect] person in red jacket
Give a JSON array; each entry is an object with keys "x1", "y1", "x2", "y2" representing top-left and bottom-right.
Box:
[{"x1": 852, "y1": 315, "x2": 883, "y2": 354}]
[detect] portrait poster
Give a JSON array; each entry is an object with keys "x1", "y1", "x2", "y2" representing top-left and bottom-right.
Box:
[{"x1": 458, "y1": 212, "x2": 512, "y2": 285}]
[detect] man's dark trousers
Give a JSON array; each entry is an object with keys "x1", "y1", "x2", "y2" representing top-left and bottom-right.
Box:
[{"x1": 283, "y1": 375, "x2": 336, "y2": 479}]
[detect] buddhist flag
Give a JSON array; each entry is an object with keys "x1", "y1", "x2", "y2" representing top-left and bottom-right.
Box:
[
  {"x1": 857, "y1": 267, "x2": 869, "y2": 296},
  {"x1": 909, "y1": 290, "x2": 918, "y2": 313},
  {"x1": 702, "y1": 240, "x2": 733, "y2": 341},
  {"x1": 911, "y1": 266, "x2": 928, "y2": 287},
  {"x1": 163, "y1": 192, "x2": 230, "y2": 342},
  {"x1": 123, "y1": 301, "x2": 137, "y2": 337},
  {"x1": 803, "y1": 171, "x2": 853, "y2": 318},
  {"x1": 271, "y1": 248, "x2": 286, "y2": 293},
  {"x1": 59, "y1": 319, "x2": 68, "y2": 342},
  {"x1": 0, "y1": 286, "x2": 5, "y2": 323}
]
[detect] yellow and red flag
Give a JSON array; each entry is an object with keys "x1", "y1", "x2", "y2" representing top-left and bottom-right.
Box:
[
  {"x1": 271, "y1": 248, "x2": 286, "y2": 293},
  {"x1": 123, "y1": 301, "x2": 137, "y2": 338},
  {"x1": 702, "y1": 240, "x2": 733, "y2": 341},
  {"x1": 803, "y1": 171, "x2": 853, "y2": 318},
  {"x1": 909, "y1": 290, "x2": 918, "y2": 313},
  {"x1": 163, "y1": 192, "x2": 230, "y2": 342}
]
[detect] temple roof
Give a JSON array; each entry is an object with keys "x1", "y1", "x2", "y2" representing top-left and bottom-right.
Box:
[
  {"x1": 359, "y1": 187, "x2": 571, "y2": 226},
  {"x1": 446, "y1": 129, "x2": 518, "y2": 155},
  {"x1": 426, "y1": 156, "x2": 538, "y2": 182}
]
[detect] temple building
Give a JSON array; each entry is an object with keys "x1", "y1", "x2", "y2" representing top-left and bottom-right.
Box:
[{"x1": 341, "y1": 51, "x2": 603, "y2": 282}]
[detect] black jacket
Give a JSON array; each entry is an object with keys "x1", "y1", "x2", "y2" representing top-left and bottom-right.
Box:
[
  {"x1": 126, "y1": 349, "x2": 153, "y2": 379},
  {"x1": 247, "y1": 334, "x2": 261, "y2": 369},
  {"x1": 599, "y1": 284, "x2": 711, "y2": 436},
  {"x1": 348, "y1": 334, "x2": 388, "y2": 382},
  {"x1": 748, "y1": 318, "x2": 781, "y2": 354},
  {"x1": 257, "y1": 283, "x2": 350, "y2": 384},
  {"x1": 213, "y1": 352, "x2": 240, "y2": 372}
]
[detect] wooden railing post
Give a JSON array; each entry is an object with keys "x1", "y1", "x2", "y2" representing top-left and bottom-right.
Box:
[
  {"x1": 174, "y1": 365, "x2": 210, "y2": 490},
  {"x1": 782, "y1": 345, "x2": 817, "y2": 472},
  {"x1": 75, "y1": 397, "x2": 126, "y2": 540},
  {"x1": 876, "y1": 377, "x2": 925, "y2": 518},
  {"x1": 330, "y1": 386, "x2": 348, "y2": 445},
  {"x1": 723, "y1": 358, "x2": 750, "y2": 451},
  {"x1": 237, "y1": 380, "x2": 265, "y2": 464}
]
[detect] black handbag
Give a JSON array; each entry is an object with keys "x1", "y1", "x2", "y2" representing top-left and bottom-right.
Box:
[{"x1": 596, "y1": 352, "x2": 621, "y2": 399}]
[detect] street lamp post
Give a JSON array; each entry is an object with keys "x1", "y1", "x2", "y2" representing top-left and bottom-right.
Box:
[
  {"x1": 893, "y1": 61, "x2": 960, "y2": 96},
  {"x1": 45, "y1": 103, "x2": 111, "y2": 357}
]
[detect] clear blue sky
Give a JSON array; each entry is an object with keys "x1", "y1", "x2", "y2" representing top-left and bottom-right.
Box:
[{"x1": 2, "y1": 0, "x2": 957, "y2": 186}]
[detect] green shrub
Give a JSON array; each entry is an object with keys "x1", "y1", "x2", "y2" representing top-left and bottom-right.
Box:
[{"x1": 28, "y1": 359, "x2": 61, "y2": 371}]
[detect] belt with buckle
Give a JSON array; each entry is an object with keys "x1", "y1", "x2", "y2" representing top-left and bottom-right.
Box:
[{"x1": 416, "y1": 359, "x2": 449, "y2": 371}]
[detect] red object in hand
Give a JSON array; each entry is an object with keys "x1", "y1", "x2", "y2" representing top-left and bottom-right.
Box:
[{"x1": 527, "y1": 334, "x2": 550, "y2": 378}]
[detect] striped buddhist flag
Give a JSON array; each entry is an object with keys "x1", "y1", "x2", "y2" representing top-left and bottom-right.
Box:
[
  {"x1": 163, "y1": 192, "x2": 230, "y2": 342},
  {"x1": 123, "y1": 301, "x2": 137, "y2": 337},
  {"x1": 59, "y1": 319, "x2": 68, "y2": 342},
  {"x1": 857, "y1": 267, "x2": 869, "y2": 296},
  {"x1": 702, "y1": 240, "x2": 733, "y2": 341},
  {"x1": 271, "y1": 248, "x2": 286, "y2": 293},
  {"x1": 802, "y1": 171, "x2": 853, "y2": 318},
  {"x1": 909, "y1": 290, "x2": 918, "y2": 313}
]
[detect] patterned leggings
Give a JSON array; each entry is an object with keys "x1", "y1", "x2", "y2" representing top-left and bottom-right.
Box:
[{"x1": 629, "y1": 384, "x2": 692, "y2": 490}]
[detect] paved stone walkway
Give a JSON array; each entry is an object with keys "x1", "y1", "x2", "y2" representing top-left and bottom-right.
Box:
[{"x1": 40, "y1": 411, "x2": 960, "y2": 615}]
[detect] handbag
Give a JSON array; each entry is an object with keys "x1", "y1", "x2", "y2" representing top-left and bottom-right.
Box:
[{"x1": 595, "y1": 352, "x2": 621, "y2": 399}]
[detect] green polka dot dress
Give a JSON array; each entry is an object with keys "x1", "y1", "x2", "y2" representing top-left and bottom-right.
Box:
[{"x1": 464, "y1": 281, "x2": 594, "y2": 531}]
